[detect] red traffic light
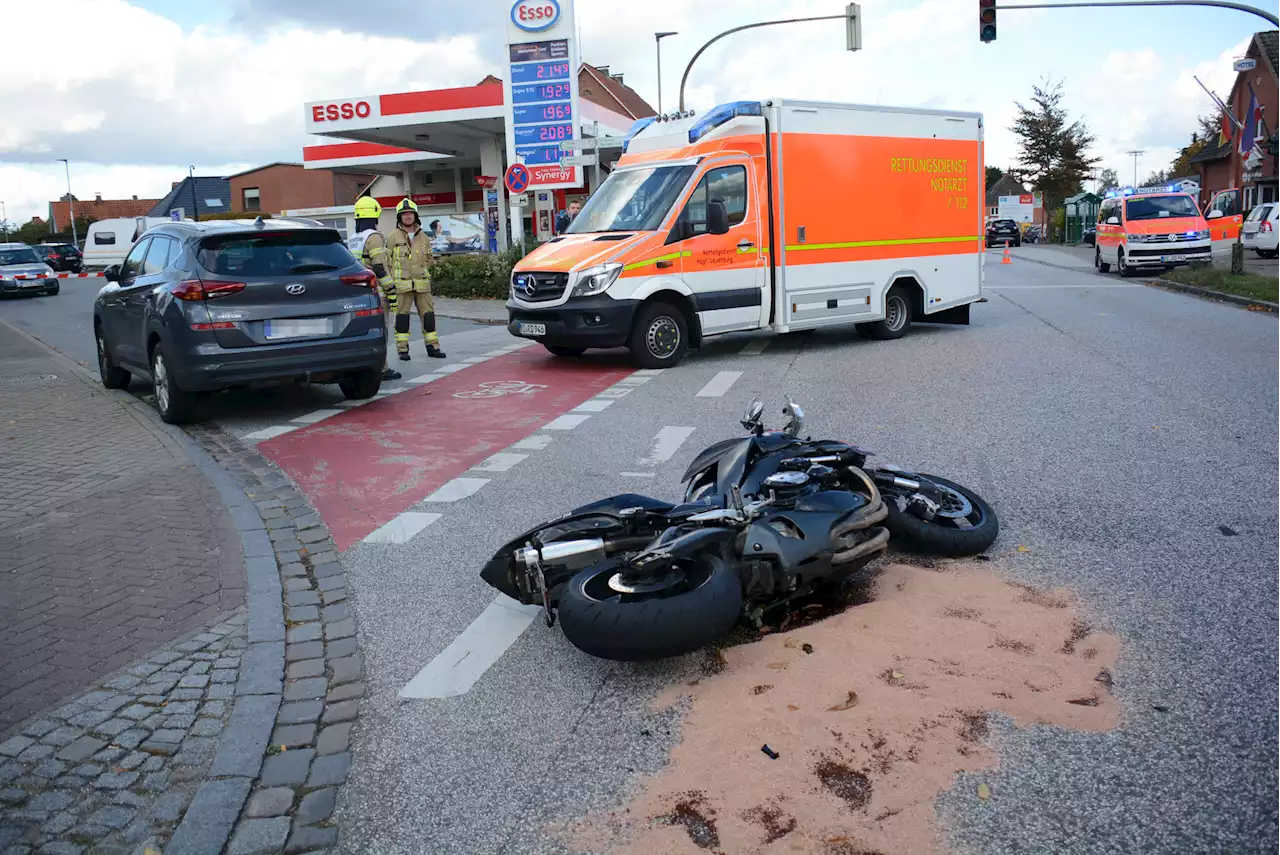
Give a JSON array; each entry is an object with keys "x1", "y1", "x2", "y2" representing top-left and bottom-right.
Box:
[
  {"x1": 979, "y1": 0, "x2": 996, "y2": 42},
  {"x1": 979, "y1": 0, "x2": 995, "y2": 5}
]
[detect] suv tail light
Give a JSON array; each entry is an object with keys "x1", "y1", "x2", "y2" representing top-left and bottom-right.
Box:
[
  {"x1": 1261, "y1": 220, "x2": 1273, "y2": 233},
  {"x1": 340, "y1": 270, "x2": 377, "y2": 288},
  {"x1": 173, "y1": 280, "x2": 246, "y2": 301}
]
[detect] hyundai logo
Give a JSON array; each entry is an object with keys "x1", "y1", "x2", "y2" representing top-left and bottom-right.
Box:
[{"x1": 285, "y1": 284, "x2": 306, "y2": 295}]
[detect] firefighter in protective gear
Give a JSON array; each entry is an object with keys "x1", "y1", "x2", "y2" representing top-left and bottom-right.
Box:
[
  {"x1": 387, "y1": 197, "x2": 446, "y2": 360},
  {"x1": 346, "y1": 195, "x2": 401, "y2": 380}
]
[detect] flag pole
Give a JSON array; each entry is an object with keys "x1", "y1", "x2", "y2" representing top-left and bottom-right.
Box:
[{"x1": 1193, "y1": 74, "x2": 1242, "y2": 129}]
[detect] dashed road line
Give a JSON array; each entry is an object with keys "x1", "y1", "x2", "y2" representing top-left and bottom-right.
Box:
[
  {"x1": 640, "y1": 426, "x2": 697, "y2": 465},
  {"x1": 543, "y1": 414, "x2": 591, "y2": 430},
  {"x1": 405, "y1": 374, "x2": 443, "y2": 385},
  {"x1": 511, "y1": 434, "x2": 554, "y2": 450},
  {"x1": 364, "y1": 511, "x2": 442, "y2": 544},
  {"x1": 471, "y1": 452, "x2": 528, "y2": 472},
  {"x1": 620, "y1": 472, "x2": 658, "y2": 478},
  {"x1": 421, "y1": 477, "x2": 490, "y2": 503},
  {"x1": 573, "y1": 399, "x2": 615, "y2": 413},
  {"x1": 696, "y1": 370, "x2": 743, "y2": 398},
  {"x1": 242, "y1": 425, "x2": 298, "y2": 441},
  {"x1": 399, "y1": 594, "x2": 542, "y2": 699}
]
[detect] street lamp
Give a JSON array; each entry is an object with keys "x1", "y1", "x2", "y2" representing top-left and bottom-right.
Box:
[
  {"x1": 57, "y1": 159, "x2": 78, "y2": 248},
  {"x1": 1, "y1": 201, "x2": 7, "y2": 243},
  {"x1": 655, "y1": 31, "x2": 677, "y2": 115}
]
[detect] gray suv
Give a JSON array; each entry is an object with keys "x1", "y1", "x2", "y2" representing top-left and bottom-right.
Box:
[{"x1": 94, "y1": 219, "x2": 386, "y2": 424}]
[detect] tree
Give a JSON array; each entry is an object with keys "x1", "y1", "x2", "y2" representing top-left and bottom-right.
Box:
[
  {"x1": 985, "y1": 166, "x2": 1005, "y2": 189},
  {"x1": 1010, "y1": 78, "x2": 1101, "y2": 214},
  {"x1": 1169, "y1": 134, "x2": 1207, "y2": 178},
  {"x1": 1096, "y1": 167, "x2": 1119, "y2": 193},
  {"x1": 1143, "y1": 168, "x2": 1172, "y2": 186},
  {"x1": 1197, "y1": 109, "x2": 1229, "y2": 146}
]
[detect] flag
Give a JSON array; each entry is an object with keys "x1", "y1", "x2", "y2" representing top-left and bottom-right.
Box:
[
  {"x1": 1219, "y1": 110, "x2": 1232, "y2": 148},
  {"x1": 1239, "y1": 87, "x2": 1261, "y2": 155}
]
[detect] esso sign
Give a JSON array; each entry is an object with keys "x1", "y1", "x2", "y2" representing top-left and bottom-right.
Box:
[
  {"x1": 511, "y1": 0, "x2": 560, "y2": 31},
  {"x1": 311, "y1": 101, "x2": 372, "y2": 123}
]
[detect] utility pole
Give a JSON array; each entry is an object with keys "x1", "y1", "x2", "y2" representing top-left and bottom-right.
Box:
[
  {"x1": 1, "y1": 201, "x2": 7, "y2": 243},
  {"x1": 189, "y1": 166, "x2": 199, "y2": 222},
  {"x1": 57, "y1": 159, "x2": 78, "y2": 248},
  {"x1": 655, "y1": 31, "x2": 677, "y2": 115},
  {"x1": 1126, "y1": 150, "x2": 1145, "y2": 186}
]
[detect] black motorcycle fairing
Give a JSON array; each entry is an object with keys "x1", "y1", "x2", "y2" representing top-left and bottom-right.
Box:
[
  {"x1": 569, "y1": 493, "x2": 674, "y2": 516},
  {"x1": 794, "y1": 489, "x2": 868, "y2": 515},
  {"x1": 681, "y1": 437, "x2": 749, "y2": 484},
  {"x1": 622, "y1": 526, "x2": 740, "y2": 583},
  {"x1": 479, "y1": 511, "x2": 635, "y2": 602}
]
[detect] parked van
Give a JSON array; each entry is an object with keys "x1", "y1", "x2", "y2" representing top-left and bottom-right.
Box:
[
  {"x1": 1094, "y1": 186, "x2": 1212, "y2": 277},
  {"x1": 83, "y1": 217, "x2": 173, "y2": 268},
  {"x1": 506, "y1": 99, "x2": 985, "y2": 367}
]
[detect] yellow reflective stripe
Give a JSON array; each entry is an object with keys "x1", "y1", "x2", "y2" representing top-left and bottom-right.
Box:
[
  {"x1": 784, "y1": 236, "x2": 981, "y2": 252},
  {"x1": 622, "y1": 250, "x2": 691, "y2": 272}
]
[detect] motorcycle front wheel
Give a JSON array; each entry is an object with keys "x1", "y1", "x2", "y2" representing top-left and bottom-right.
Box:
[
  {"x1": 557, "y1": 554, "x2": 742, "y2": 661},
  {"x1": 884, "y1": 474, "x2": 998, "y2": 557}
]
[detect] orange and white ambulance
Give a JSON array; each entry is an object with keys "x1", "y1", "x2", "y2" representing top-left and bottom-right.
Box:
[
  {"x1": 1093, "y1": 186, "x2": 1212, "y2": 277},
  {"x1": 1204, "y1": 186, "x2": 1244, "y2": 240},
  {"x1": 506, "y1": 99, "x2": 985, "y2": 367}
]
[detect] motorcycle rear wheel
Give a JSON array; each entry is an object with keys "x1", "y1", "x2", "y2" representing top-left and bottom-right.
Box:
[
  {"x1": 558, "y1": 554, "x2": 742, "y2": 661},
  {"x1": 884, "y1": 474, "x2": 998, "y2": 557}
]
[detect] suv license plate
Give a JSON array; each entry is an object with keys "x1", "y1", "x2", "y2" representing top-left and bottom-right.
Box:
[
  {"x1": 265, "y1": 319, "x2": 332, "y2": 339},
  {"x1": 518, "y1": 322, "x2": 546, "y2": 336}
]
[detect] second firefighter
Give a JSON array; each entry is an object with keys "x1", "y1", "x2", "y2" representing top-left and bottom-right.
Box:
[{"x1": 387, "y1": 198, "x2": 446, "y2": 360}]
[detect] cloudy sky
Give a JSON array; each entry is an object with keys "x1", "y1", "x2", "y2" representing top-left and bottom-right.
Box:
[{"x1": 0, "y1": 0, "x2": 1261, "y2": 223}]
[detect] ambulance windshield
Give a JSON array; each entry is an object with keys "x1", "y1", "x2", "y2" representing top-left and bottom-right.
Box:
[
  {"x1": 565, "y1": 165, "x2": 695, "y2": 234},
  {"x1": 1125, "y1": 195, "x2": 1199, "y2": 221}
]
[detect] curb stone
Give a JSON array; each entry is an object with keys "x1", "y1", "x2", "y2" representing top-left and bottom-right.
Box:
[
  {"x1": 1147, "y1": 277, "x2": 1279, "y2": 313},
  {"x1": 185, "y1": 424, "x2": 362, "y2": 855}
]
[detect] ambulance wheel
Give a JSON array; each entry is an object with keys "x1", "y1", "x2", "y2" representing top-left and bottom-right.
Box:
[
  {"x1": 1095, "y1": 247, "x2": 1110, "y2": 273},
  {"x1": 544, "y1": 344, "x2": 587, "y2": 357},
  {"x1": 629, "y1": 301, "x2": 688, "y2": 368},
  {"x1": 856, "y1": 285, "x2": 912, "y2": 340},
  {"x1": 1118, "y1": 249, "x2": 1137, "y2": 278}
]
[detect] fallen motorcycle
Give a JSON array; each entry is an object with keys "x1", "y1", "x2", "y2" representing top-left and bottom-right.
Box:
[{"x1": 480, "y1": 398, "x2": 998, "y2": 661}]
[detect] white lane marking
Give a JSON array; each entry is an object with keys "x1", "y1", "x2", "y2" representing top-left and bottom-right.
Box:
[
  {"x1": 336, "y1": 399, "x2": 374, "y2": 408},
  {"x1": 374, "y1": 390, "x2": 397, "y2": 397},
  {"x1": 573, "y1": 399, "x2": 615, "y2": 413},
  {"x1": 641, "y1": 426, "x2": 697, "y2": 465},
  {"x1": 696, "y1": 371, "x2": 743, "y2": 398},
  {"x1": 242, "y1": 425, "x2": 298, "y2": 441},
  {"x1": 506, "y1": 340, "x2": 537, "y2": 349},
  {"x1": 433, "y1": 363, "x2": 470, "y2": 374},
  {"x1": 511, "y1": 434, "x2": 554, "y2": 450},
  {"x1": 739, "y1": 338, "x2": 771, "y2": 355},
  {"x1": 399, "y1": 594, "x2": 541, "y2": 699},
  {"x1": 618, "y1": 375, "x2": 652, "y2": 386},
  {"x1": 463, "y1": 356, "x2": 490, "y2": 364},
  {"x1": 291, "y1": 408, "x2": 343, "y2": 425},
  {"x1": 543, "y1": 414, "x2": 591, "y2": 430},
  {"x1": 482, "y1": 350, "x2": 511, "y2": 357},
  {"x1": 471, "y1": 452, "x2": 528, "y2": 472},
  {"x1": 421, "y1": 477, "x2": 490, "y2": 503},
  {"x1": 620, "y1": 472, "x2": 658, "y2": 478},
  {"x1": 596, "y1": 387, "x2": 633, "y2": 398},
  {"x1": 364, "y1": 512, "x2": 442, "y2": 544},
  {"x1": 634, "y1": 369, "x2": 664, "y2": 376},
  {"x1": 405, "y1": 374, "x2": 442, "y2": 385}
]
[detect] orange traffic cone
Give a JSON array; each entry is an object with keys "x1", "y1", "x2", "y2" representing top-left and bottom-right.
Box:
[{"x1": 1001, "y1": 241, "x2": 1012, "y2": 265}]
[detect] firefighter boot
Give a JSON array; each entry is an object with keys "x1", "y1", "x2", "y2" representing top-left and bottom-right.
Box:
[{"x1": 423, "y1": 312, "x2": 446, "y2": 358}]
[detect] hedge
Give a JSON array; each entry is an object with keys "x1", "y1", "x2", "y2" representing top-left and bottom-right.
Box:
[{"x1": 431, "y1": 245, "x2": 536, "y2": 300}]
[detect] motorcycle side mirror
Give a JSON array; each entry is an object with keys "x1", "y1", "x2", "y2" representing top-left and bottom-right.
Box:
[
  {"x1": 782, "y1": 396, "x2": 806, "y2": 438},
  {"x1": 741, "y1": 398, "x2": 765, "y2": 433}
]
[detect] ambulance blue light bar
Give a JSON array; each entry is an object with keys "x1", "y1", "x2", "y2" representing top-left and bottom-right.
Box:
[
  {"x1": 620, "y1": 116, "x2": 657, "y2": 153},
  {"x1": 1107, "y1": 184, "x2": 1184, "y2": 198},
  {"x1": 688, "y1": 101, "x2": 763, "y2": 144}
]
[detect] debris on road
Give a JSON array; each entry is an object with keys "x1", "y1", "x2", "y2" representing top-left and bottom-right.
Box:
[{"x1": 567, "y1": 561, "x2": 1120, "y2": 855}]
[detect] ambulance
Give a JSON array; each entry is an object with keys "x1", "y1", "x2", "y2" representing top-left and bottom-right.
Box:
[
  {"x1": 1093, "y1": 186, "x2": 1212, "y2": 277},
  {"x1": 506, "y1": 99, "x2": 986, "y2": 368}
]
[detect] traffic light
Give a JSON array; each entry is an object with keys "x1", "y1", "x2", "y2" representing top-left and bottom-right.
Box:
[{"x1": 980, "y1": 0, "x2": 997, "y2": 42}]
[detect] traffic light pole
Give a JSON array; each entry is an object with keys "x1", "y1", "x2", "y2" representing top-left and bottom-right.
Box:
[{"x1": 995, "y1": 0, "x2": 1276, "y2": 26}]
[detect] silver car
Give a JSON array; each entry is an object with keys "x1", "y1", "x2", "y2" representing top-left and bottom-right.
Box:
[{"x1": 0, "y1": 243, "x2": 59, "y2": 297}]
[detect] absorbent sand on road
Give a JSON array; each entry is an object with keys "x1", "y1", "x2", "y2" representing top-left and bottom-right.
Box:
[{"x1": 562, "y1": 560, "x2": 1119, "y2": 855}]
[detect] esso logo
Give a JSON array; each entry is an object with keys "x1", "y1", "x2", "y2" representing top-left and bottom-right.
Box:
[
  {"x1": 311, "y1": 101, "x2": 372, "y2": 123},
  {"x1": 511, "y1": 0, "x2": 560, "y2": 31}
]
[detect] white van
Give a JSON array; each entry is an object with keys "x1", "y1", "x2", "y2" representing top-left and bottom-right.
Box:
[{"x1": 82, "y1": 217, "x2": 173, "y2": 268}]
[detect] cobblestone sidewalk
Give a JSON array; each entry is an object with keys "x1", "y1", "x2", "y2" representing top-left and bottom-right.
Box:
[{"x1": 0, "y1": 324, "x2": 244, "y2": 732}]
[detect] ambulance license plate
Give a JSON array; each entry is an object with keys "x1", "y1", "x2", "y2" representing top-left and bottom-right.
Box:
[
  {"x1": 265, "y1": 319, "x2": 332, "y2": 339},
  {"x1": 1160, "y1": 255, "x2": 1178, "y2": 262},
  {"x1": 519, "y1": 322, "x2": 546, "y2": 337}
]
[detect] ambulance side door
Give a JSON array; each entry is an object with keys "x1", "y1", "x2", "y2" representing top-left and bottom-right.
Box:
[
  {"x1": 1097, "y1": 198, "x2": 1121, "y2": 252},
  {"x1": 1207, "y1": 189, "x2": 1242, "y2": 240},
  {"x1": 669, "y1": 158, "x2": 767, "y2": 335}
]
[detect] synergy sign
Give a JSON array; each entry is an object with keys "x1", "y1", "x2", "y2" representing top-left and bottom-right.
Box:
[
  {"x1": 504, "y1": 0, "x2": 579, "y2": 190},
  {"x1": 511, "y1": 0, "x2": 561, "y2": 31}
]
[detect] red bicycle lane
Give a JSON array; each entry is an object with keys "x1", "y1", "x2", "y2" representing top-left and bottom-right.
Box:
[{"x1": 257, "y1": 349, "x2": 632, "y2": 550}]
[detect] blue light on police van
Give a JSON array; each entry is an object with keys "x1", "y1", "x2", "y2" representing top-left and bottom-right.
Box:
[
  {"x1": 620, "y1": 116, "x2": 657, "y2": 153},
  {"x1": 688, "y1": 101, "x2": 763, "y2": 144}
]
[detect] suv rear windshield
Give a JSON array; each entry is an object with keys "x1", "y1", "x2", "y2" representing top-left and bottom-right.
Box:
[
  {"x1": 0, "y1": 248, "x2": 40, "y2": 266},
  {"x1": 1125, "y1": 195, "x2": 1199, "y2": 221},
  {"x1": 990, "y1": 219, "x2": 1016, "y2": 228},
  {"x1": 197, "y1": 230, "x2": 352, "y2": 276}
]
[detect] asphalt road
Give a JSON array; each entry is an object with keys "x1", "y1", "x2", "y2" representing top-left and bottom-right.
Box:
[{"x1": 7, "y1": 259, "x2": 1277, "y2": 853}]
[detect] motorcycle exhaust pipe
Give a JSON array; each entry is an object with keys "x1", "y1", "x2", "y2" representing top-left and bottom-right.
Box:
[{"x1": 516, "y1": 538, "x2": 606, "y2": 572}]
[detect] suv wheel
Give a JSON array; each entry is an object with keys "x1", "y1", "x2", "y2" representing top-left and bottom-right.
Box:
[
  {"x1": 339, "y1": 368, "x2": 381, "y2": 399},
  {"x1": 96, "y1": 326, "x2": 130, "y2": 390},
  {"x1": 151, "y1": 344, "x2": 198, "y2": 424}
]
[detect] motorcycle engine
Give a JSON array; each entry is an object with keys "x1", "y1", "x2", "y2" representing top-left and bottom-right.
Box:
[{"x1": 761, "y1": 470, "x2": 812, "y2": 503}]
